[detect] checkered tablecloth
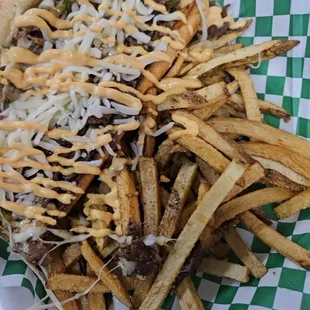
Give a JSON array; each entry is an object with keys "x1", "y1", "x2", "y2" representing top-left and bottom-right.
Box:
[{"x1": 0, "y1": 0, "x2": 309, "y2": 309}]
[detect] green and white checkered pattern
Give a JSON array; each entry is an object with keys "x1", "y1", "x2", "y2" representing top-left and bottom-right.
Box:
[{"x1": 0, "y1": 0, "x2": 309, "y2": 309}]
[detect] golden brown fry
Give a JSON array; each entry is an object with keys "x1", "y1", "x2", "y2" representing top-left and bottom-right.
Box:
[
  {"x1": 218, "y1": 104, "x2": 247, "y2": 118},
  {"x1": 200, "y1": 71, "x2": 227, "y2": 85},
  {"x1": 100, "y1": 240, "x2": 119, "y2": 258},
  {"x1": 116, "y1": 165, "x2": 141, "y2": 235},
  {"x1": 209, "y1": 118, "x2": 310, "y2": 161},
  {"x1": 140, "y1": 160, "x2": 246, "y2": 310},
  {"x1": 228, "y1": 94, "x2": 291, "y2": 121},
  {"x1": 88, "y1": 293, "x2": 106, "y2": 310},
  {"x1": 175, "y1": 277, "x2": 204, "y2": 310},
  {"x1": 224, "y1": 227, "x2": 267, "y2": 278},
  {"x1": 63, "y1": 243, "x2": 82, "y2": 269},
  {"x1": 210, "y1": 239, "x2": 230, "y2": 260},
  {"x1": 204, "y1": 20, "x2": 253, "y2": 50},
  {"x1": 213, "y1": 43, "x2": 244, "y2": 56},
  {"x1": 169, "y1": 127, "x2": 230, "y2": 173},
  {"x1": 199, "y1": 258, "x2": 250, "y2": 283},
  {"x1": 48, "y1": 249, "x2": 80, "y2": 310},
  {"x1": 227, "y1": 68, "x2": 261, "y2": 122},
  {"x1": 189, "y1": 40, "x2": 299, "y2": 78},
  {"x1": 274, "y1": 188, "x2": 310, "y2": 219},
  {"x1": 81, "y1": 241, "x2": 132, "y2": 308},
  {"x1": 172, "y1": 111, "x2": 251, "y2": 164},
  {"x1": 240, "y1": 142, "x2": 310, "y2": 180},
  {"x1": 159, "y1": 161, "x2": 197, "y2": 237},
  {"x1": 225, "y1": 80, "x2": 240, "y2": 96},
  {"x1": 155, "y1": 140, "x2": 175, "y2": 172},
  {"x1": 138, "y1": 4, "x2": 201, "y2": 93},
  {"x1": 166, "y1": 54, "x2": 186, "y2": 77},
  {"x1": 193, "y1": 97, "x2": 227, "y2": 120},
  {"x1": 138, "y1": 157, "x2": 160, "y2": 235},
  {"x1": 214, "y1": 187, "x2": 296, "y2": 229},
  {"x1": 240, "y1": 211, "x2": 310, "y2": 268},
  {"x1": 224, "y1": 162, "x2": 265, "y2": 202},
  {"x1": 253, "y1": 156, "x2": 310, "y2": 187},
  {"x1": 47, "y1": 274, "x2": 109, "y2": 293},
  {"x1": 196, "y1": 157, "x2": 221, "y2": 185}
]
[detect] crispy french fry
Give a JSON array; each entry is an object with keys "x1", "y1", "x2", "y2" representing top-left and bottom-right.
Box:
[
  {"x1": 210, "y1": 239, "x2": 230, "y2": 260},
  {"x1": 228, "y1": 94, "x2": 291, "y2": 121},
  {"x1": 175, "y1": 277, "x2": 204, "y2": 310},
  {"x1": 218, "y1": 104, "x2": 246, "y2": 118},
  {"x1": 264, "y1": 169, "x2": 306, "y2": 192},
  {"x1": 240, "y1": 211, "x2": 310, "y2": 268},
  {"x1": 193, "y1": 97, "x2": 227, "y2": 120},
  {"x1": 47, "y1": 274, "x2": 109, "y2": 293},
  {"x1": 100, "y1": 239, "x2": 119, "y2": 258},
  {"x1": 81, "y1": 241, "x2": 132, "y2": 308},
  {"x1": 116, "y1": 165, "x2": 141, "y2": 235},
  {"x1": 200, "y1": 71, "x2": 227, "y2": 85},
  {"x1": 63, "y1": 244, "x2": 82, "y2": 269},
  {"x1": 169, "y1": 127, "x2": 230, "y2": 173},
  {"x1": 224, "y1": 227, "x2": 267, "y2": 278},
  {"x1": 240, "y1": 142, "x2": 310, "y2": 180},
  {"x1": 189, "y1": 40, "x2": 299, "y2": 78},
  {"x1": 88, "y1": 293, "x2": 106, "y2": 310},
  {"x1": 166, "y1": 54, "x2": 185, "y2": 77},
  {"x1": 209, "y1": 118, "x2": 310, "y2": 161},
  {"x1": 171, "y1": 111, "x2": 251, "y2": 164},
  {"x1": 159, "y1": 161, "x2": 197, "y2": 237},
  {"x1": 132, "y1": 273, "x2": 157, "y2": 308},
  {"x1": 253, "y1": 156, "x2": 310, "y2": 187},
  {"x1": 138, "y1": 157, "x2": 160, "y2": 235},
  {"x1": 204, "y1": 20, "x2": 253, "y2": 50},
  {"x1": 214, "y1": 187, "x2": 296, "y2": 229},
  {"x1": 227, "y1": 68, "x2": 261, "y2": 122},
  {"x1": 213, "y1": 43, "x2": 244, "y2": 57},
  {"x1": 199, "y1": 258, "x2": 250, "y2": 283},
  {"x1": 274, "y1": 188, "x2": 310, "y2": 219},
  {"x1": 48, "y1": 249, "x2": 80, "y2": 310},
  {"x1": 155, "y1": 140, "x2": 175, "y2": 172},
  {"x1": 140, "y1": 160, "x2": 246, "y2": 310}
]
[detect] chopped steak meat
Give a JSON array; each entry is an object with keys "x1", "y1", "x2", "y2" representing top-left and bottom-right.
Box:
[
  {"x1": 208, "y1": 22, "x2": 230, "y2": 40},
  {"x1": 27, "y1": 240, "x2": 53, "y2": 264},
  {"x1": 117, "y1": 240, "x2": 162, "y2": 276},
  {"x1": 87, "y1": 115, "x2": 112, "y2": 126}
]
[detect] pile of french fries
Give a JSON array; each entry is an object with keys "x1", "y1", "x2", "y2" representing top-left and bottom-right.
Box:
[{"x1": 41, "y1": 7, "x2": 310, "y2": 310}]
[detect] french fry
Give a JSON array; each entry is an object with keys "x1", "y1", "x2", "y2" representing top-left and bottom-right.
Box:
[
  {"x1": 240, "y1": 142, "x2": 310, "y2": 180},
  {"x1": 140, "y1": 160, "x2": 246, "y2": 310},
  {"x1": 200, "y1": 71, "x2": 227, "y2": 86},
  {"x1": 274, "y1": 188, "x2": 310, "y2": 219},
  {"x1": 264, "y1": 169, "x2": 306, "y2": 192},
  {"x1": 175, "y1": 277, "x2": 204, "y2": 310},
  {"x1": 240, "y1": 211, "x2": 310, "y2": 268},
  {"x1": 228, "y1": 94, "x2": 291, "y2": 121},
  {"x1": 213, "y1": 43, "x2": 244, "y2": 57},
  {"x1": 81, "y1": 241, "x2": 132, "y2": 308},
  {"x1": 159, "y1": 161, "x2": 197, "y2": 237},
  {"x1": 223, "y1": 227, "x2": 267, "y2": 278},
  {"x1": 157, "y1": 84, "x2": 227, "y2": 112},
  {"x1": 47, "y1": 274, "x2": 109, "y2": 293},
  {"x1": 116, "y1": 165, "x2": 141, "y2": 235},
  {"x1": 171, "y1": 111, "x2": 251, "y2": 164},
  {"x1": 166, "y1": 54, "x2": 186, "y2": 78},
  {"x1": 86, "y1": 263, "x2": 107, "y2": 310},
  {"x1": 227, "y1": 68, "x2": 261, "y2": 122},
  {"x1": 88, "y1": 293, "x2": 107, "y2": 310},
  {"x1": 209, "y1": 118, "x2": 310, "y2": 161},
  {"x1": 168, "y1": 127, "x2": 230, "y2": 173},
  {"x1": 138, "y1": 4, "x2": 201, "y2": 93},
  {"x1": 100, "y1": 239, "x2": 119, "y2": 258},
  {"x1": 204, "y1": 20, "x2": 253, "y2": 50},
  {"x1": 210, "y1": 239, "x2": 230, "y2": 260},
  {"x1": 159, "y1": 186, "x2": 170, "y2": 210},
  {"x1": 48, "y1": 249, "x2": 80, "y2": 310},
  {"x1": 189, "y1": 40, "x2": 299, "y2": 78},
  {"x1": 199, "y1": 258, "x2": 250, "y2": 283},
  {"x1": 214, "y1": 187, "x2": 296, "y2": 229},
  {"x1": 253, "y1": 156, "x2": 310, "y2": 187},
  {"x1": 155, "y1": 140, "x2": 175, "y2": 172},
  {"x1": 197, "y1": 157, "x2": 265, "y2": 202},
  {"x1": 63, "y1": 243, "x2": 82, "y2": 269},
  {"x1": 193, "y1": 97, "x2": 227, "y2": 120},
  {"x1": 138, "y1": 157, "x2": 160, "y2": 235}
]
